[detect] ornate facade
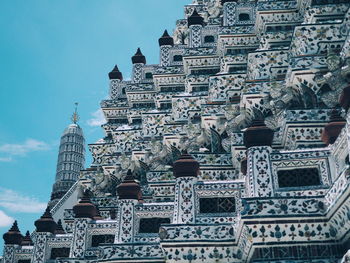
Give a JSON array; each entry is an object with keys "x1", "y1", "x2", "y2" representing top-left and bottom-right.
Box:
[{"x1": 2, "y1": 0, "x2": 350, "y2": 262}]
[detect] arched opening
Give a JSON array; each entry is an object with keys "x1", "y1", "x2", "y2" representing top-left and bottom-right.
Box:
[
  {"x1": 319, "y1": 83, "x2": 331, "y2": 94},
  {"x1": 145, "y1": 72, "x2": 153, "y2": 79},
  {"x1": 239, "y1": 13, "x2": 250, "y2": 21},
  {"x1": 204, "y1": 35, "x2": 215, "y2": 43},
  {"x1": 173, "y1": 55, "x2": 183, "y2": 62}
]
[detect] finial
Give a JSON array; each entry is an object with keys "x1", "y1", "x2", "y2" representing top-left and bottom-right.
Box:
[
  {"x1": 116, "y1": 170, "x2": 142, "y2": 200},
  {"x1": 55, "y1": 219, "x2": 66, "y2": 234},
  {"x1": 109, "y1": 65, "x2": 123, "y2": 80},
  {"x1": 173, "y1": 152, "x2": 200, "y2": 178},
  {"x1": 10, "y1": 220, "x2": 20, "y2": 232},
  {"x1": 73, "y1": 189, "x2": 98, "y2": 219},
  {"x1": 159, "y1": 30, "x2": 174, "y2": 47},
  {"x1": 3, "y1": 220, "x2": 23, "y2": 245},
  {"x1": 243, "y1": 117, "x2": 274, "y2": 148},
  {"x1": 188, "y1": 8, "x2": 204, "y2": 26},
  {"x1": 35, "y1": 206, "x2": 57, "y2": 233},
  {"x1": 162, "y1": 30, "x2": 170, "y2": 38},
  {"x1": 132, "y1": 48, "x2": 146, "y2": 64},
  {"x1": 321, "y1": 108, "x2": 346, "y2": 145},
  {"x1": 21, "y1": 230, "x2": 34, "y2": 246},
  {"x1": 71, "y1": 102, "x2": 80, "y2": 124},
  {"x1": 135, "y1": 48, "x2": 142, "y2": 56}
]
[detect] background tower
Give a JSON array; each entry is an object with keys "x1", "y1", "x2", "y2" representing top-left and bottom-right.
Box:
[{"x1": 49, "y1": 104, "x2": 85, "y2": 208}]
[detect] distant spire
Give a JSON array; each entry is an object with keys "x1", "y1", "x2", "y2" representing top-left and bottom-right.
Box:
[
  {"x1": 71, "y1": 102, "x2": 80, "y2": 124},
  {"x1": 49, "y1": 104, "x2": 85, "y2": 208}
]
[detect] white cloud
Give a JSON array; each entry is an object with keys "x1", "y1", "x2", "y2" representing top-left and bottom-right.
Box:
[
  {"x1": 0, "y1": 157, "x2": 12, "y2": 162},
  {"x1": 87, "y1": 109, "x2": 106, "y2": 127},
  {"x1": 0, "y1": 188, "x2": 47, "y2": 213},
  {"x1": 0, "y1": 210, "x2": 14, "y2": 227},
  {"x1": 0, "y1": 139, "x2": 50, "y2": 157}
]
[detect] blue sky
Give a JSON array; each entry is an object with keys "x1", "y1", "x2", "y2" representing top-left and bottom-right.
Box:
[{"x1": 0, "y1": 0, "x2": 189, "y2": 252}]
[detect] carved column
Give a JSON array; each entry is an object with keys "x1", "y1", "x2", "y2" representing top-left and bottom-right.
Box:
[
  {"x1": 70, "y1": 218, "x2": 91, "y2": 258},
  {"x1": 114, "y1": 199, "x2": 138, "y2": 243},
  {"x1": 246, "y1": 146, "x2": 274, "y2": 197},
  {"x1": 187, "y1": 9, "x2": 204, "y2": 48},
  {"x1": 131, "y1": 48, "x2": 146, "y2": 83},
  {"x1": 159, "y1": 30, "x2": 174, "y2": 67},
  {"x1": 32, "y1": 232, "x2": 51, "y2": 263},
  {"x1": 243, "y1": 118, "x2": 274, "y2": 197},
  {"x1": 114, "y1": 170, "x2": 142, "y2": 243},
  {"x1": 189, "y1": 25, "x2": 202, "y2": 48},
  {"x1": 32, "y1": 208, "x2": 57, "y2": 263},
  {"x1": 108, "y1": 65, "x2": 125, "y2": 100},
  {"x1": 160, "y1": 46, "x2": 171, "y2": 67},
  {"x1": 70, "y1": 191, "x2": 97, "y2": 258},
  {"x1": 223, "y1": 1, "x2": 237, "y2": 26},
  {"x1": 173, "y1": 176, "x2": 198, "y2": 224},
  {"x1": 3, "y1": 245, "x2": 16, "y2": 263},
  {"x1": 172, "y1": 153, "x2": 199, "y2": 224},
  {"x1": 2, "y1": 221, "x2": 22, "y2": 263}
]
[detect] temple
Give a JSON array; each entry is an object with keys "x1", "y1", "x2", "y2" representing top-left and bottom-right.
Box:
[{"x1": 2, "y1": 0, "x2": 350, "y2": 262}]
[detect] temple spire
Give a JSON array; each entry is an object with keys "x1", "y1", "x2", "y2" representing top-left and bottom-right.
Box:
[
  {"x1": 49, "y1": 104, "x2": 85, "y2": 208},
  {"x1": 71, "y1": 102, "x2": 80, "y2": 124}
]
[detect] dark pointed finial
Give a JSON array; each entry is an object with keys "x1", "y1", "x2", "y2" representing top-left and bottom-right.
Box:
[
  {"x1": 21, "y1": 230, "x2": 34, "y2": 246},
  {"x1": 42, "y1": 206, "x2": 53, "y2": 218},
  {"x1": 243, "y1": 117, "x2": 274, "y2": 148},
  {"x1": 81, "y1": 189, "x2": 91, "y2": 202},
  {"x1": 135, "y1": 48, "x2": 142, "y2": 55},
  {"x1": 3, "y1": 220, "x2": 23, "y2": 245},
  {"x1": 132, "y1": 48, "x2": 146, "y2": 64},
  {"x1": 71, "y1": 102, "x2": 79, "y2": 124},
  {"x1": 117, "y1": 170, "x2": 142, "y2": 200},
  {"x1": 173, "y1": 152, "x2": 200, "y2": 178},
  {"x1": 10, "y1": 220, "x2": 20, "y2": 232},
  {"x1": 93, "y1": 206, "x2": 103, "y2": 220},
  {"x1": 35, "y1": 206, "x2": 57, "y2": 233},
  {"x1": 321, "y1": 108, "x2": 346, "y2": 145},
  {"x1": 162, "y1": 30, "x2": 170, "y2": 37},
  {"x1": 339, "y1": 85, "x2": 350, "y2": 112},
  {"x1": 159, "y1": 30, "x2": 174, "y2": 47},
  {"x1": 188, "y1": 9, "x2": 204, "y2": 27},
  {"x1": 126, "y1": 169, "x2": 133, "y2": 177},
  {"x1": 109, "y1": 65, "x2": 123, "y2": 80},
  {"x1": 192, "y1": 9, "x2": 200, "y2": 16},
  {"x1": 123, "y1": 169, "x2": 137, "y2": 182},
  {"x1": 73, "y1": 189, "x2": 98, "y2": 219},
  {"x1": 55, "y1": 219, "x2": 66, "y2": 234},
  {"x1": 181, "y1": 148, "x2": 188, "y2": 155}
]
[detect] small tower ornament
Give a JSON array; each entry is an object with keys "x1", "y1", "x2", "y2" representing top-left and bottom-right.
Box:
[{"x1": 71, "y1": 102, "x2": 80, "y2": 124}]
